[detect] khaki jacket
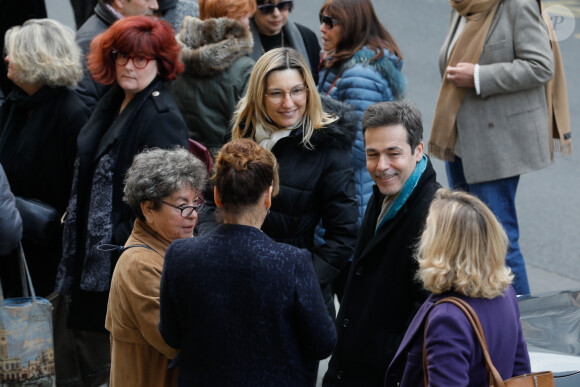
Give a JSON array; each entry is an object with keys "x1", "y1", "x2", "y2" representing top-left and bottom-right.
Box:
[{"x1": 106, "y1": 219, "x2": 178, "y2": 386}]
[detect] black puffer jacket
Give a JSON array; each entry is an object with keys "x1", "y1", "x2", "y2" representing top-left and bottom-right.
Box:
[{"x1": 198, "y1": 96, "x2": 359, "y2": 315}]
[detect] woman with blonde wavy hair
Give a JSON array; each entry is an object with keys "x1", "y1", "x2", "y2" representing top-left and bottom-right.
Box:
[
  {"x1": 385, "y1": 188, "x2": 531, "y2": 386},
  {"x1": 0, "y1": 18, "x2": 89, "y2": 297},
  {"x1": 198, "y1": 47, "x2": 359, "y2": 318}
]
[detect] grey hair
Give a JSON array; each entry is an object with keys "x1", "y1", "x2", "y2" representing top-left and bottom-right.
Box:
[
  {"x1": 123, "y1": 147, "x2": 208, "y2": 220},
  {"x1": 4, "y1": 19, "x2": 83, "y2": 87},
  {"x1": 362, "y1": 100, "x2": 423, "y2": 153}
]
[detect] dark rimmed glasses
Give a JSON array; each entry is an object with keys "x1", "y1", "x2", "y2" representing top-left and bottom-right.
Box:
[
  {"x1": 265, "y1": 85, "x2": 308, "y2": 105},
  {"x1": 111, "y1": 50, "x2": 153, "y2": 69},
  {"x1": 161, "y1": 199, "x2": 206, "y2": 217},
  {"x1": 319, "y1": 13, "x2": 340, "y2": 29},
  {"x1": 257, "y1": 0, "x2": 293, "y2": 15}
]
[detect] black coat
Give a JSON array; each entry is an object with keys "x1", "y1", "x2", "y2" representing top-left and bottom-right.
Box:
[
  {"x1": 323, "y1": 159, "x2": 440, "y2": 386},
  {"x1": 62, "y1": 78, "x2": 188, "y2": 331},
  {"x1": 0, "y1": 86, "x2": 89, "y2": 297},
  {"x1": 198, "y1": 97, "x2": 359, "y2": 315},
  {"x1": 74, "y1": 2, "x2": 117, "y2": 109}
]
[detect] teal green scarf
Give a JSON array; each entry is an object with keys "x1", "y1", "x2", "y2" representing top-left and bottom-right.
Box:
[{"x1": 375, "y1": 155, "x2": 428, "y2": 233}]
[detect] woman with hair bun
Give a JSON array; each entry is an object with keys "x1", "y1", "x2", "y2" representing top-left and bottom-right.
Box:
[
  {"x1": 160, "y1": 138, "x2": 336, "y2": 386},
  {"x1": 385, "y1": 188, "x2": 531, "y2": 386},
  {"x1": 54, "y1": 17, "x2": 188, "y2": 377}
]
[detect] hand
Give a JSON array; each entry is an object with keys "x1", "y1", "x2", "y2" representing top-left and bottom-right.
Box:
[{"x1": 446, "y1": 62, "x2": 475, "y2": 88}]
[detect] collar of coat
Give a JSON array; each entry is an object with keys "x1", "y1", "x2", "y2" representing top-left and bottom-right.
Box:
[
  {"x1": 177, "y1": 16, "x2": 253, "y2": 77},
  {"x1": 95, "y1": 1, "x2": 119, "y2": 26}
]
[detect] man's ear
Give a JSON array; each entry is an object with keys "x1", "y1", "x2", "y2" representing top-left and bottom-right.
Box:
[
  {"x1": 214, "y1": 186, "x2": 222, "y2": 208},
  {"x1": 415, "y1": 141, "x2": 424, "y2": 162},
  {"x1": 112, "y1": 0, "x2": 124, "y2": 12}
]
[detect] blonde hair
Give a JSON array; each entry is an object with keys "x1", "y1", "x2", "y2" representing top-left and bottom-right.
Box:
[
  {"x1": 231, "y1": 47, "x2": 337, "y2": 149},
  {"x1": 416, "y1": 188, "x2": 513, "y2": 299},
  {"x1": 5, "y1": 19, "x2": 83, "y2": 87}
]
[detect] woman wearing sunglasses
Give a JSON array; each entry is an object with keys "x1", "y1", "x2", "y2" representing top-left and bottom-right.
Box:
[
  {"x1": 198, "y1": 47, "x2": 358, "y2": 323},
  {"x1": 249, "y1": 0, "x2": 322, "y2": 83},
  {"x1": 106, "y1": 147, "x2": 207, "y2": 386},
  {"x1": 317, "y1": 0, "x2": 407, "y2": 239},
  {"x1": 55, "y1": 16, "x2": 188, "y2": 368}
]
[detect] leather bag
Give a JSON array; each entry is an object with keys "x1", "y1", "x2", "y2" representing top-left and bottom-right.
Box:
[
  {"x1": 15, "y1": 196, "x2": 60, "y2": 245},
  {"x1": 423, "y1": 296, "x2": 554, "y2": 387}
]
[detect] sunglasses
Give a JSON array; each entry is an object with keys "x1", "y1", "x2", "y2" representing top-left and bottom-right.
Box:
[
  {"x1": 257, "y1": 0, "x2": 293, "y2": 15},
  {"x1": 319, "y1": 13, "x2": 339, "y2": 29}
]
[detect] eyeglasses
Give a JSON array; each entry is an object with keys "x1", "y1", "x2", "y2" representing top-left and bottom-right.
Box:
[
  {"x1": 161, "y1": 199, "x2": 206, "y2": 217},
  {"x1": 264, "y1": 85, "x2": 308, "y2": 105},
  {"x1": 257, "y1": 0, "x2": 293, "y2": 15},
  {"x1": 111, "y1": 51, "x2": 153, "y2": 69},
  {"x1": 319, "y1": 13, "x2": 339, "y2": 29}
]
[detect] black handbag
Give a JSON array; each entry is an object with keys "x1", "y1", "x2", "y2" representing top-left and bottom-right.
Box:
[{"x1": 15, "y1": 196, "x2": 60, "y2": 245}]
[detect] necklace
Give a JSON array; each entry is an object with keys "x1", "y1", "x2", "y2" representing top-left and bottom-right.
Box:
[{"x1": 261, "y1": 29, "x2": 285, "y2": 54}]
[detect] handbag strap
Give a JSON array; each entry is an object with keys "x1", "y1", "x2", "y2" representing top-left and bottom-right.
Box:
[
  {"x1": 422, "y1": 296, "x2": 505, "y2": 387},
  {"x1": 0, "y1": 243, "x2": 38, "y2": 308}
]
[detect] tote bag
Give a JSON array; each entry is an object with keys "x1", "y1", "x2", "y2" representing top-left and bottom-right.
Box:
[{"x1": 0, "y1": 244, "x2": 55, "y2": 386}]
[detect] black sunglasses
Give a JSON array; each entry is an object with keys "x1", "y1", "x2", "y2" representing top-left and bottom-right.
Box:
[
  {"x1": 319, "y1": 13, "x2": 339, "y2": 29},
  {"x1": 257, "y1": 0, "x2": 293, "y2": 15}
]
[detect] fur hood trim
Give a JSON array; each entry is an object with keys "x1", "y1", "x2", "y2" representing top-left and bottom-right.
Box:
[
  {"x1": 177, "y1": 16, "x2": 254, "y2": 77},
  {"x1": 338, "y1": 48, "x2": 406, "y2": 99},
  {"x1": 304, "y1": 96, "x2": 358, "y2": 150}
]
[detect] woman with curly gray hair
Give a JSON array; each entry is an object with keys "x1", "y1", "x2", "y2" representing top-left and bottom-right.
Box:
[
  {"x1": 0, "y1": 18, "x2": 89, "y2": 297},
  {"x1": 106, "y1": 147, "x2": 207, "y2": 386}
]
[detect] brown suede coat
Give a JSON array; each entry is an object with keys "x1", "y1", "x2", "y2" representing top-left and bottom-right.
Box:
[{"x1": 105, "y1": 219, "x2": 178, "y2": 386}]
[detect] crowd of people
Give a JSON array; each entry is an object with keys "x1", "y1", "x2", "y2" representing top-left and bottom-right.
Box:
[{"x1": 0, "y1": 0, "x2": 570, "y2": 386}]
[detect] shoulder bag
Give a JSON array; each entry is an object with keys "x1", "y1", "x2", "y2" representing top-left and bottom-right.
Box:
[
  {"x1": 0, "y1": 243, "x2": 56, "y2": 385},
  {"x1": 423, "y1": 296, "x2": 554, "y2": 387}
]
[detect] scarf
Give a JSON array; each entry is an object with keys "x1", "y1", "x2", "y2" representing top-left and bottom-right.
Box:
[
  {"x1": 428, "y1": 0, "x2": 501, "y2": 161},
  {"x1": 540, "y1": 4, "x2": 572, "y2": 157},
  {"x1": 254, "y1": 119, "x2": 302, "y2": 151},
  {"x1": 375, "y1": 155, "x2": 428, "y2": 233}
]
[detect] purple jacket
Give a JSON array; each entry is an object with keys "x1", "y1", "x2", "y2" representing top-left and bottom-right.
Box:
[{"x1": 385, "y1": 286, "x2": 530, "y2": 386}]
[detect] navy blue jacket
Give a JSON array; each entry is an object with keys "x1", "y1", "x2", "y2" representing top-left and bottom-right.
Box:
[{"x1": 160, "y1": 224, "x2": 337, "y2": 386}]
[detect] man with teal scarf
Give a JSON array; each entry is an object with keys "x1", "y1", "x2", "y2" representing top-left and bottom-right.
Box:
[{"x1": 324, "y1": 101, "x2": 440, "y2": 386}]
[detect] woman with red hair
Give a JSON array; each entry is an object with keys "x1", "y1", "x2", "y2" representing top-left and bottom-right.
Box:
[{"x1": 54, "y1": 16, "x2": 188, "y2": 378}]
